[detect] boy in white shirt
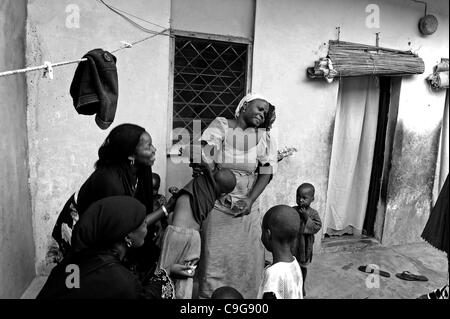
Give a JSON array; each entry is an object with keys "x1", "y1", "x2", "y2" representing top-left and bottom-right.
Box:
[{"x1": 258, "y1": 205, "x2": 303, "y2": 299}]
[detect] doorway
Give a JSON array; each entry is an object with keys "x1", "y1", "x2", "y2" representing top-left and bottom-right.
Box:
[
  {"x1": 363, "y1": 77, "x2": 400, "y2": 238},
  {"x1": 324, "y1": 76, "x2": 400, "y2": 241}
]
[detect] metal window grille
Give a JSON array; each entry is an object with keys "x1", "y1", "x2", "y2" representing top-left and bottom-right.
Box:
[{"x1": 172, "y1": 36, "x2": 248, "y2": 141}]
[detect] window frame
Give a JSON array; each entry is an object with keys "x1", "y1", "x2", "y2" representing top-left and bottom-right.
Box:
[{"x1": 166, "y1": 29, "x2": 253, "y2": 156}]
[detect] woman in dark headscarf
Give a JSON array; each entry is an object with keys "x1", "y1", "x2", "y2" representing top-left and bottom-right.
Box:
[
  {"x1": 38, "y1": 196, "x2": 174, "y2": 299},
  {"x1": 50, "y1": 124, "x2": 174, "y2": 273}
]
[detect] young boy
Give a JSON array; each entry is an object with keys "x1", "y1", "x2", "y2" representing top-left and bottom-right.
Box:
[
  {"x1": 157, "y1": 163, "x2": 236, "y2": 299},
  {"x1": 258, "y1": 205, "x2": 303, "y2": 299},
  {"x1": 292, "y1": 183, "x2": 322, "y2": 297}
]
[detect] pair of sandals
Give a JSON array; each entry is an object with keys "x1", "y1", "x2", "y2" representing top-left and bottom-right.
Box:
[{"x1": 358, "y1": 264, "x2": 429, "y2": 281}]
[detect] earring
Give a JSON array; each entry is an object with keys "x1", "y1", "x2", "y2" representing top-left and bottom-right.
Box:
[
  {"x1": 241, "y1": 102, "x2": 248, "y2": 113},
  {"x1": 243, "y1": 102, "x2": 248, "y2": 113},
  {"x1": 125, "y1": 239, "x2": 132, "y2": 248},
  {"x1": 129, "y1": 158, "x2": 135, "y2": 166}
]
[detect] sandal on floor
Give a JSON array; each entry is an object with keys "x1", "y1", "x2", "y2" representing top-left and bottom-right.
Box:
[
  {"x1": 395, "y1": 271, "x2": 428, "y2": 282},
  {"x1": 358, "y1": 265, "x2": 391, "y2": 278}
]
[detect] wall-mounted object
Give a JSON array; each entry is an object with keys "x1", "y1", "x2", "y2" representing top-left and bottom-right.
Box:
[
  {"x1": 307, "y1": 41, "x2": 425, "y2": 83},
  {"x1": 426, "y1": 58, "x2": 449, "y2": 90},
  {"x1": 419, "y1": 14, "x2": 438, "y2": 35},
  {"x1": 413, "y1": 1, "x2": 438, "y2": 35}
]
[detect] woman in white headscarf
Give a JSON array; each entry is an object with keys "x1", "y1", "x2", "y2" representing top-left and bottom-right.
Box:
[{"x1": 193, "y1": 93, "x2": 277, "y2": 299}]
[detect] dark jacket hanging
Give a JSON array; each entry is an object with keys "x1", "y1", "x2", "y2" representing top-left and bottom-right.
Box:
[{"x1": 70, "y1": 48, "x2": 118, "y2": 130}]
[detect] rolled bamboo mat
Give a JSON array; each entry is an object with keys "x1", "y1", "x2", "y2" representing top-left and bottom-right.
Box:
[
  {"x1": 307, "y1": 40, "x2": 425, "y2": 81},
  {"x1": 328, "y1": 40, "x2": 425, "y2": 77}
]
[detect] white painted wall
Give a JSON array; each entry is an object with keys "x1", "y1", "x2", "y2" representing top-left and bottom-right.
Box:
[{"x1": 26, "y1": 0, "x2": 171, "y2": 274}]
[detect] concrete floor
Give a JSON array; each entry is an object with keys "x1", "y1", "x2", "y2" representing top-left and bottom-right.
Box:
[
  {"x1": 306, "y1": 241, "x2": 448, "y2": 299},
  {"x1": 21, "y1": 242, "x2": 448, "y2": 299}
]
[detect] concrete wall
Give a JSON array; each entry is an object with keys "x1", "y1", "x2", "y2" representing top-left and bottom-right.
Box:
[
  {"x1": 0, "y1": 0, "x2": 36, "y2": 298},
  {"x1": 171, "y1": 0, "x2": 255, "y2": 39},
  {"x1": 26, "y1": 0, "x2": 171, "y2": 274},
  {"x1": 252, "y1": 0, "x2": 449, "y2": 251}
]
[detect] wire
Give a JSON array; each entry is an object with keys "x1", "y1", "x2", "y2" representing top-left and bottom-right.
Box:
[
  {"x1": 411, "y1": 0, "x2": 428, "y2": 15},
  {"x1": 97, "y1": 0, "x2": 171, "y2": 36},
  {"x1": 0, "y1": 58, "x2": 87, "y2": 77},
  {"x1": 0, "y1": 2, "x2": 173, "y2": 78},
  {"x1": 0, "y1": 29, "x2": 170, "y2": 78},
  {"x1": 110, "y1": 28, "x2": 170, "y2": 53},
  {"x1": 99, "y1": 1, "x2": 166, "y2": 29}
]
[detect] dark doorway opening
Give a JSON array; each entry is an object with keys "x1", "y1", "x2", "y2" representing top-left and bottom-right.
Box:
[{"x1": 363, "y1": 77, "x2": 400, "y2": 238}]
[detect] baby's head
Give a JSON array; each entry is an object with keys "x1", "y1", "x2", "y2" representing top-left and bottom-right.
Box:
[
  {"x1": 211, "y1": 286, "x2": 244, "y2": 299},
  {"x1": 212, "y1": 167, "x2": 236, "y2": 195},
  {"x1": 296, "y1": 183, "x2": 315, "y2": 209},
  {"x1": 261, "y1": 205, "x2": 300, "y2": 252}
]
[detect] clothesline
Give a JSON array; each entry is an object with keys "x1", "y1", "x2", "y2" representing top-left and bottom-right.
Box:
[{"x1": 0, "y1": 28, "x2": 170, "y2": 78}]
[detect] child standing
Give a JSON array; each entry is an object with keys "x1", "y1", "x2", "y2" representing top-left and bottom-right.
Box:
[
  {"x1": 258, "y1": 205, "x2": 303, "y2": 299},
  {"x1": 157, "y1": 163, "x2": 236, "y2": 299},
  {"x1": 292, "y1": 183, "x2": 322, "y2": 297}
]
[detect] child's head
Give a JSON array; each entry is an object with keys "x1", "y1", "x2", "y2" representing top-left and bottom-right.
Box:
[
  {"x1": 212, "y1": 168, "x2": 236, "y2": 195},
  {"x1": 296, "y1": 183, "x2": 315, "y2": 208},
  {"x1": 211, "y1": 286, "x2": 244, "y2": 299},
  {"x1": 152, "y1": 173, "x2": 161, "y2": 196},
  {"x1": 261, "y1": 205, "x2": 300, "y2": 252}
]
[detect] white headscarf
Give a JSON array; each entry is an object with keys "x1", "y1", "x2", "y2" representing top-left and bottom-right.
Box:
[{"x1": 235, "y1": 92, "x2": 269, "y2": 118}]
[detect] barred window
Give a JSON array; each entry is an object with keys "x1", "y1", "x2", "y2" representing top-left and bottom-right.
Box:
[{"x1": 172, "y1": 36, "x2": 249, "y2": 142}]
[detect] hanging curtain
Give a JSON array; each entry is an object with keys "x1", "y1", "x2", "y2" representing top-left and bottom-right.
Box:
[{"x1": 324, "y1": 76, "x2": 380, "y2": 236}]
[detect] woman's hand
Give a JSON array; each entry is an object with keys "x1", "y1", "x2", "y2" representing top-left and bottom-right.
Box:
[
  {"x1": 233, "y1": 197, "x2": 254, "y2": 216},
  {"x1": 170, "y1": 263, "x2": 196, "y2": 279},
  {"x1": 189, "y1": 161, "x2": 214, "y2": 178},
  {"x1": 262, "y1": 104, "x2": 276, "y2": 131},
  {"x1": 168, "y1": 186, "x2": 179, "y2": 195}
]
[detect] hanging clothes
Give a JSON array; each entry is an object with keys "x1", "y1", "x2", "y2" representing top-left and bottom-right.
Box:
[
  {"x1": 324, "y1": 76, "x2": 380, "y2": 235},
  {"x1": 70, "y1": 49, "x2": 119, "y2": 130}
]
